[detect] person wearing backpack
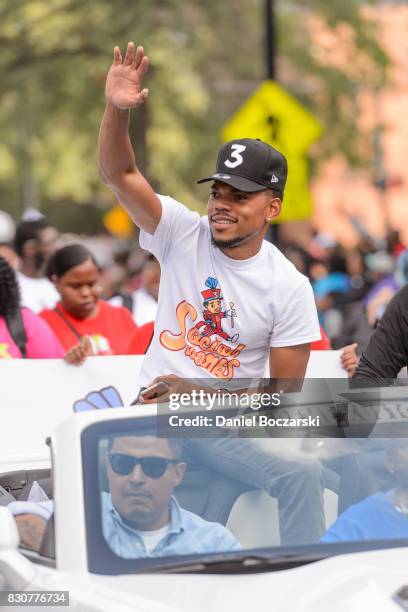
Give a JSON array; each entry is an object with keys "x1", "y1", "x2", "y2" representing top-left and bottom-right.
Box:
[{"x1": 0, "y1": 256, "x2": 64, "y2": 359}]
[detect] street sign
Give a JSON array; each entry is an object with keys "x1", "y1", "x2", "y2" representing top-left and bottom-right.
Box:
[
  {"x1": 221, "y1": 80, "x2": 322, "y2": 222},
  {"x1": 103, "y1": 204, "x2": 134, "y2": 239}
]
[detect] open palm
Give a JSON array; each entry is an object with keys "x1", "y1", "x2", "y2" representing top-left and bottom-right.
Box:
[{"x1": 105, "y1": 42, "x2": 149, "y2": 110}]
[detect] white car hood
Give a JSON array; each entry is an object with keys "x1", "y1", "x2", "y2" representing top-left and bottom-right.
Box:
[{"x1": 89, "y1": 546, "x2": 408, "y2": 612}]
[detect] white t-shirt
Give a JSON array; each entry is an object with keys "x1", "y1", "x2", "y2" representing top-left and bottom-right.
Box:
[
  {"x1": 135, "y1": 523, "x2": 172, "y2": 553},
  {"x1": 132, "y1": 288, "x2": 158, "y2": 326},
  {"x1": 16, "y1": 272, "x2": 59, "y2": 314},
  {"x1": 138, "y1": 196, "x2": 320, "y2": 386},
  {"x1": 110, "y1": 287, "x2": 158, "y2": 326}
]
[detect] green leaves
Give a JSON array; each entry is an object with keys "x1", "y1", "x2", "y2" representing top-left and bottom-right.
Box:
[{"x1": 0, "y1": 0, "x2": 389, "y2": 227}]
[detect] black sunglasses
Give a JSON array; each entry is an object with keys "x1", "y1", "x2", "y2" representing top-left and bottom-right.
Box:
[{"x1": 107, "y1": 453, "x2": 180, "y2": 478}]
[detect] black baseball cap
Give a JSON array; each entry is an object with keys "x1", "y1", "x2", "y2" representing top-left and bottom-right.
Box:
[{"x1": 197, "y1": 138, "x2": 288, "y2": 195}]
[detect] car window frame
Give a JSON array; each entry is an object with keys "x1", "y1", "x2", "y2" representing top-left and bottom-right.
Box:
[
  {"x1": 81, "y1": 415, "x2": 236, "y2": 574},
  {"x1": 81, "y1": 415, "x2": 408, "y2": 575}
]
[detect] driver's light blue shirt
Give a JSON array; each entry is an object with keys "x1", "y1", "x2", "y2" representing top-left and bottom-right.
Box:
[{"x1": 102, "y1": 492, "x2": 241, "y2": 558}]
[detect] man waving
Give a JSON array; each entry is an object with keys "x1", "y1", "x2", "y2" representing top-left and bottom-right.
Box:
[{"x1": 98, "y1": 42, "x2": 324, "y2": 546}]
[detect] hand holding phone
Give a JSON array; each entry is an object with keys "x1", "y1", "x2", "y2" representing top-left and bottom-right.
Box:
[{"x1": 140, "y1": 381, "x2": 170, "y2": 401}]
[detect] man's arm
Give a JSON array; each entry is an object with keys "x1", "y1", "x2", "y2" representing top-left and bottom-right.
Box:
[
  {"x1": 138, "y1": 345, "x2": 312, "y2": 404},
  {"x1": 352, "y1": 285, "x2": 408, "y2": 386},
  {"x1": 98, "y1": 42, "x2": 161, "y2": 234},
  {"x1": 269, "y1": 344, "x2": 311, "y2": 391}
]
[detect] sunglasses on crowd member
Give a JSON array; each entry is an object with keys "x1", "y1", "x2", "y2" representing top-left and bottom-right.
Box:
[{"x1": 107, "y1": 453, "x2": 180, "y2": 478}]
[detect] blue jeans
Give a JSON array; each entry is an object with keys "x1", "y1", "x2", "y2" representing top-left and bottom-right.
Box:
[
  {"x1": 183, "y1": 438, "x2": 325, "y2": 545},
  {"x1": 323, "y1": 440, "x2": 394, "y2": 513}
]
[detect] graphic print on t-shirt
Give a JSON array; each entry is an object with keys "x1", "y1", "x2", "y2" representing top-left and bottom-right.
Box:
[
  {"x1": 159, "y1": 276, "x2": 246, "y2": 380},
  {"x1": 194, "y1": 277, "x2": 239, "y2": 343},
  {"x1": 89, "y1": 334, "x2": 112, "y2": 355},
  {"x1": 0, "y1": 344, "x2": 12, "y2": 359}
]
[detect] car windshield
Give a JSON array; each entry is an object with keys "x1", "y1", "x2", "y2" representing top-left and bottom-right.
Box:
[{"x1": 83, "y1": 392, "x2": 408, "y2": 573}]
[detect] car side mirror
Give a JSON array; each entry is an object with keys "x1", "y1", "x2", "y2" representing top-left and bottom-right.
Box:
[{"x1": 0, "y1": 507, "x2": 35, "y2": 589}]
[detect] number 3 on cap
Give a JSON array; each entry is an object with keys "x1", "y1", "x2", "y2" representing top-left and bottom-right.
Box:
[{"x1": 224, "y1": 144, "x2": 247, "y2": 168}]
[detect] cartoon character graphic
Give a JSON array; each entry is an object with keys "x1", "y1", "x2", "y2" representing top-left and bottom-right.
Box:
[{"x1": 195, "y1": 277, "x2": 239, "y2": 343}]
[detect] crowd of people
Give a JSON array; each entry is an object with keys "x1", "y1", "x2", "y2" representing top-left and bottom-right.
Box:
[
  {"x1": 282, "y1": 231, "x2": 408, "y2": 355},
  {"x1": 0, "y1": 215, "x2": 160, "y2": 364},
  {"x1": 1, "y1": 206, "x2": 406, "y2": 378}
]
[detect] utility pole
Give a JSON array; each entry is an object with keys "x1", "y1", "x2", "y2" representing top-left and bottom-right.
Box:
[
  {"x1": 265, "y1": 0, "x2": 275, "y2": 80},
  {"x1": 265, "y1": 0, "x2": 280, "y2": 245}
]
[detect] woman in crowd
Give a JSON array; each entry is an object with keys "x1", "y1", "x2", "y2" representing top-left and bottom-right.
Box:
[
  {"x1": 0, "y1": 256, "x2": 64, "y2": 359},
  {"x1": 40, "y1": 244, "x2": 138, "y2": 363}
]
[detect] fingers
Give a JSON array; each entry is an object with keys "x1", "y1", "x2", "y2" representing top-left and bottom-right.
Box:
[
  {"x1": 140, "y1": 88, "x2": 149, "y2": 101},
  {"x1": 82, "y1": 335, "x2": 94, "y2": 356},
  {"x1": 341, "y1": 353, "x2": 357, "y2": 367},
  {"x1": 342, "y1": 356, "x2": 357, "y2": 370},
  {"x1": 138, "y1": 374, "x2": 178, "y2": 404},
  {"x1": 64, "y1": 347, "x2": 74, "y2": 364},
  {"x1": 64, "y1": 342, "x2": 87, "y2": 366},
  {"x1": 340, "y1": 344, "x2": 358, "y2": 377},
  {"x1": 64, "y1": 348, "x2": 81, "y2": 366},
  {"x1": 124, "y1": 41, "x2": 135, "y2": 65},
  {"x1": 340, "y1": 343, "x2": 357, "y2": 358},
  {"x1": 113, "y1": 46, "x2": 122, "y2": 65},
  {"x1": 139, "y1": 393, "x2": 169, "y2": 405},
  {"x1": 133, "y1": 45, "x2": 144, "y2": 69},
  {"x1": 112, "y1": 43, "x2": 149, "y2": 86},
  {"x1": 138, "y1": 55, "x2": 149, "y2": 78}
]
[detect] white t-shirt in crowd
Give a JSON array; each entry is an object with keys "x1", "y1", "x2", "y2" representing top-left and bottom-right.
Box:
[
  {"x1": 138, "y1": 196, "x2": 320, "y2": 386},
  {"x1": 16, "y1": 272, "x2": 59, "y2": 313},
  {"x1": 110, "y1": 287, "x2": 158, "y2": 326}
]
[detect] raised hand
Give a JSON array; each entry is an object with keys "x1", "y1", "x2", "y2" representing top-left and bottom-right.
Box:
[{"x1": 105, "y1": 42, "x2": 149, "y2": 110}]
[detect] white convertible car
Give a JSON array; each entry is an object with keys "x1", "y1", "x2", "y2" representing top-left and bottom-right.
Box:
[{"x1": 1, "y1": 387, "x2": 408, "y2": 612}]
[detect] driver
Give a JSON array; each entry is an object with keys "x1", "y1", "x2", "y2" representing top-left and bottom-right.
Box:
[
  {"x1": 102, "y1": 435, "x2": 240, "y2": 557},
  {"x1": 8, "y1": 435, "x2": 240, "y2": 558}
]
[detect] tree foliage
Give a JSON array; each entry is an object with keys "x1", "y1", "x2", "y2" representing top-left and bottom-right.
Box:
[{"x1": 0, "y1": 0, "x2": 389, "y2": 230}]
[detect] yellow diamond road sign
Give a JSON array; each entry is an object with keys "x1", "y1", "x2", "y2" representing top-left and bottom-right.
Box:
[
  {"x1": 103, "y1": 204, "x2": 134, "y2": 239},
  {"x1": 221, "y1": 80, "x2": 322, "y2": 222}
]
